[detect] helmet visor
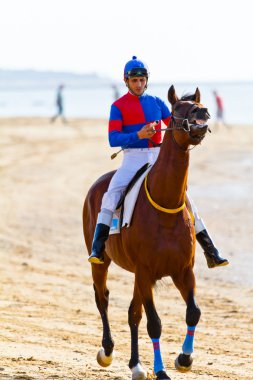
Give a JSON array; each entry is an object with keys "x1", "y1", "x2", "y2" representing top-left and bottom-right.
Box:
[{"x1": 126, "y1": 68, "x2": 148, "y2": 78}]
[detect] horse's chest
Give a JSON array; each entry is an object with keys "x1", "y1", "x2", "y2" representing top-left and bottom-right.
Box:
[{"x1": 157, "y1": 213, "x2": 184, "y2": 229}]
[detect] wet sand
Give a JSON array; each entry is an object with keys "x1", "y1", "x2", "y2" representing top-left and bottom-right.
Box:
[{"x1": 0, "y1": 117, "x2": 252, "y2": 380}]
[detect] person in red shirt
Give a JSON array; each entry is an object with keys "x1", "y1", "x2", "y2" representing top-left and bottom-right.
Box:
[{"x1": 213, "y1": 90, "x2": 225, "y2": 127}]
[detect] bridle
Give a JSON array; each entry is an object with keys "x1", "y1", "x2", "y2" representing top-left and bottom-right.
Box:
[{"x1": 155, "y1": 104, "x2": 210, "y2": 151}]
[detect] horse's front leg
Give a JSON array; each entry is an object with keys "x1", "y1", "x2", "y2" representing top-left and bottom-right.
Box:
[
  {"x1": 128, "y1": 281, "x2": 147, "y2": 380},
  {"x1": 92, "y1": 262, "x2": 114, "y2": 367},
  {"x1": 136, "y1": 270, "x2": 171, "y2": 380},
  {"x1": 172, "y1": 267, "x2": 201, "y2": 372}
]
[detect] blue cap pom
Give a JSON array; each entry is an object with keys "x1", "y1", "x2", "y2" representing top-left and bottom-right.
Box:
[{"x1": 124, "y1": 56, "x2": 149, "y2": 78}]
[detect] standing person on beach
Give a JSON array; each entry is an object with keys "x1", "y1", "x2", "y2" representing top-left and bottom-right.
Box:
[
  {"x1": 88, "y1": 56, "x2": 229, "y2": 269},
  {"x1": 51, "y1": 84, "x2": 67, "y2": 124},
  {"x1": 111, "y1": 84, "x2": 120, "y2": 101},
  {"x1": 213, "y1": 90, "x2": 226, "y2": 127}
]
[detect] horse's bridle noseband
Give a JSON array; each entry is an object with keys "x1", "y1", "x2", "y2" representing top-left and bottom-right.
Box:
[
  {"x1": 170, "y1": 114, "x2": 209, "y2": 132},
  {"x1": 155, "y1": 103, "x2": 210, "y2": 150}
]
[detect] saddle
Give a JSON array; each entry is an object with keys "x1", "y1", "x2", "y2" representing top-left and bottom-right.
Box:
[{"x1": 109, "y1": 163, "x2": 151, "y2": 235}]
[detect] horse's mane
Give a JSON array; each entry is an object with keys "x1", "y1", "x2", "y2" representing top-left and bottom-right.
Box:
[{"x1": 180, "y1": 93, "x2": 196, "y2": 101}]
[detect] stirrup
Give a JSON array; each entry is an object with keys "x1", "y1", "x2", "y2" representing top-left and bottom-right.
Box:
[{"x1": 88, "y1": 253, "x2": 104, "y2": 264}]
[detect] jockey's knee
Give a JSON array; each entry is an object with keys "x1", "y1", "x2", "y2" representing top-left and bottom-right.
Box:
[
  {"x1": 101, "y1": 190, "x2": 123, "y2": 213},
  {"x1": 97, "y1": 209, "x2": 113, "y2": 226}
]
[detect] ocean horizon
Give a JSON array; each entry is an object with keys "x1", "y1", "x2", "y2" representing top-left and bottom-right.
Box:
[{"x1": 0, "y1": 70, "x2": 252, "y2": 124}]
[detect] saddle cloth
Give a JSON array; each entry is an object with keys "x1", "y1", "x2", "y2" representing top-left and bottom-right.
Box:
[{"x1": 109, "y1": 164, "x2": 152, "y2": 235}]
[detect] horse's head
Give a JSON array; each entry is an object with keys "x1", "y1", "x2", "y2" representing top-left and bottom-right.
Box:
[{"x1": 168, "y1": 85, "x2": 210, "y2": 148}]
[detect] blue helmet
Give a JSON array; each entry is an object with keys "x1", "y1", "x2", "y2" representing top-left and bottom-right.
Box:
[{"x1": 124, "y1": 56, "x2": 149, "y2": 79}]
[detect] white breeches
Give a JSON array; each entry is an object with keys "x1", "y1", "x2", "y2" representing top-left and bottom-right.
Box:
[
  {"x1": 98, "y1": 147, "x2": 206, "y2": 233},
  {"x1": 100, "y1": 148, "x2": 160, "y2": 212},
  {"x1": 187, "y1": 194, "x2": 206, "y2": 234}
]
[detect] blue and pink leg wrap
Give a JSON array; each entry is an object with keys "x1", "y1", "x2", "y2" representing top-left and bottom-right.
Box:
[
  {"x1": 151, "y1": 338, "x2": 165, "y2": 373},
  {"x1": 151, "y1": 326, "x2": 196, "y2": 373},
  {"x1": 182, "y1": 325, "x2": 196, "y2": 355}
]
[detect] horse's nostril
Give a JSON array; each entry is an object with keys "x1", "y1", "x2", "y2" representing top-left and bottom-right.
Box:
[{"x1": 196, "y1": 108, "x2": 209, "y2": 120}]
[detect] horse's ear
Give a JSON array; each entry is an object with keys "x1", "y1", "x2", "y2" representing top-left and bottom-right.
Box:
[
  {"x1": 194, "y1": 87, "x2": 201, "y2": 103},
  {"x1": 168, "y1": 85, "x2": 178, "y2": 105}
]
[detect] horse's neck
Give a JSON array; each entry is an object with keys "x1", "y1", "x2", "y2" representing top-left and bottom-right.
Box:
[{"x1": 149, "y1": 131, "x2": 189, "y2": 208}]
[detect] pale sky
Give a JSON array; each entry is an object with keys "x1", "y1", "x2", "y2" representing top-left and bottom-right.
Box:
[{"x1": 0, "y1": 0, "x2": 252, "y2": 82}]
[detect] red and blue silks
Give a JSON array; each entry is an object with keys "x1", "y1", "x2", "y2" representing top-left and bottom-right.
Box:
[{"x1": 108, "y1": 92, "x2": 171, "y2": 149}]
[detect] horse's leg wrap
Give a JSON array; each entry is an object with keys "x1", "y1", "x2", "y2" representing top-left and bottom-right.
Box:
[
  {"x1": 136, "y1": 274, "x2": 169, "y2": 378},
  {"x1": 145, "y1": 302, "x2": 165, "y2": 374},
  {"x1": 151, "y1": 339, "x2": 165, "y2": 374},
  {"x1": 183, "y1": 291, "x2": 201, "y2": 355},
  {"x1": 182, "y1": 326, "x2": 196, "y2": 355}
]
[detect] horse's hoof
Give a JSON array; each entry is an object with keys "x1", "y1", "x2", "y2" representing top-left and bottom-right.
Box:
[
  {"x1": 156, "y1": 370, "x2": 171, "y2": 380},
  {"x1": 96, "y1": 347, "x2": 114, "y2": 367},
  {"x1": 131, "y1": 363, "x2": 147, "y2": 380},
  {"x1": 175, "y1": 353, "x2": 193, "y2": 372}
]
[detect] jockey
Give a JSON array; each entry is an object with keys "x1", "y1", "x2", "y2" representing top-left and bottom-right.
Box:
[{"x1": 88, "y1": 56, "x2": 229, "y2": 269}]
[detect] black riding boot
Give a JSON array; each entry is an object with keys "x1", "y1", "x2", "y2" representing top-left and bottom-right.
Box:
[
  {"x1": 196, "y1": 229, "x2": 229, "y2": 269},
  {"x1": 88, "y1": 223, "x2": 110, "y2": 264}
]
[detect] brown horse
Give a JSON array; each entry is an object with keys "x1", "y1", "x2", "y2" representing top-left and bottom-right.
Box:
[{"x1": 83, "y1": 85, "x2": 210, "y2": 380}]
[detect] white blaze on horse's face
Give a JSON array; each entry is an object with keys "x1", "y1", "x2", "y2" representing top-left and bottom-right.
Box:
[{"x1": 125, "y1": 76, "x2": 147, "y2": 97}]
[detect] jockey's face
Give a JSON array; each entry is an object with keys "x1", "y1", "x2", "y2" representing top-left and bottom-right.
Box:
[{"x1": 125, "y1": 76, "x2": 147, "y2": 96}]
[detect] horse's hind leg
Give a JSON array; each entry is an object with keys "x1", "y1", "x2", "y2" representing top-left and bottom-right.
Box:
[
  {"x1": 135, "y1": 270, "x2": 171, "y2": 380},
  {"x1": 128, "y1": 281, "x2": 147, "y2": 380},
  {"x1": 91, "y1": 260, "x2": 114, "y2": 367},
  {"x1": 172, "y1": 267, "x2": 201, "y2": 372}
]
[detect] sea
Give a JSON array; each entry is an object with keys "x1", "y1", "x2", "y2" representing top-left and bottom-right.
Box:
[{"x1": 0, "y1": 70, "x2": 252, "y2": 124}]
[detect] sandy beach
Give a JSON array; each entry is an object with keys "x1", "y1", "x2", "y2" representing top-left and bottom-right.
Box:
[{"x1": 0, "y1": 117, "x2": 252, "y2": 380}]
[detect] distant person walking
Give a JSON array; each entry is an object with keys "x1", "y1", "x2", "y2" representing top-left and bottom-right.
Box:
[
  {"x1": 51, "y1": 84, "x2": 67, "y2": 124},
  {"x1": 111, "y1": 84, "x2": 120, "y2": 101},
  {"x1": 213, "y1": 90, "x2": 226, "y2": 128}
]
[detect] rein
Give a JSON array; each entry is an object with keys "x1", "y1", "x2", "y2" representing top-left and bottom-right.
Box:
[
  {"x1": 144, "y1": 172, "x2": 185, "y2": 214},
  {"x1": 155, "y1": 115, "x2": 208, "y2": 133}
]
